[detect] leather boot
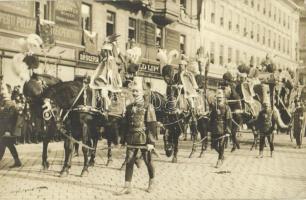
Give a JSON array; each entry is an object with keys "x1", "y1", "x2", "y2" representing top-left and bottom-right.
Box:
[
  {"x1": 270, "y1": 151, "x2": 273, "y2": 158},
  {"x1": 9, "y1": 158, "x2": 22, "y2": 168},
  {"x1": 117, "y1": 181, "x2": 132, "y2": 195},
  {"x1": 146, "y1": 178, "x2": 154, "y2": 193}
]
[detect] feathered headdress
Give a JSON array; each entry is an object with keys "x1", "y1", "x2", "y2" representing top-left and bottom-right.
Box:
[{"x1": 156, "y1": 49, "x2": 179, "y2": 67}]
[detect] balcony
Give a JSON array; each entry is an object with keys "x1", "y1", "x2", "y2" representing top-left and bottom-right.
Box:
[{"x1": 152, "y1": 0, "x2": 180, "y2": 26}]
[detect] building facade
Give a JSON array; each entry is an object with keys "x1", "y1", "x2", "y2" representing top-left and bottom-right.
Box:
[
  {"x1": 0, "y1": 0, "x2": 201, "y2": 95},
  {"x1": 199, "y1": 0, "x2": 300, "y2": 78},
  {"x1": 295, "y1": 0, "x2": 306, "y2": 84}
]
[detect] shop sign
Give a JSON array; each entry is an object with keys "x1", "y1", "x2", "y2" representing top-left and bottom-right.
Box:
[
  {"x1": 54, "y1": 25, "x2": 82, "y2": 44},
  {"x1": 0, "y1": 1, "x2": 34, "y2": 18},
  {"x1": 55, "y1": 0, "x2": 81, "y2": 28},
  {"x1": 139, "y1": 63, "x2": 160, "y2": 75},
  {"x1": 0, "y1": 11, "x2": 36, "y2": 34},
  {"x1": 79, "y1": 51, "x2": 100, "y2": 64}
]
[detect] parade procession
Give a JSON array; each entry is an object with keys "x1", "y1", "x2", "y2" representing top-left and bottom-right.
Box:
[{"x1": 0, "y1": 0, "x2": 306, "y2": 200}]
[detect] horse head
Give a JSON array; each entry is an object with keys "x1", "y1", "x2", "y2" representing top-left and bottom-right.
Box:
[{"x1": 23, "y1": 73, "x2": 62, "y2": 99}]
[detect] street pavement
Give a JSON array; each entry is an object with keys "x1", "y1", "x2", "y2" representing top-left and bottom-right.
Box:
[{"x1": 0, "y1": 132, "x2": 306, "y2": 200}]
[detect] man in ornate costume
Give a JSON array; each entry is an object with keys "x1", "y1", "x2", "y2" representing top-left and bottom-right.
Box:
[
  {"x1": 0, "y1": 76, "x2": 22, "y2": 168},
  {"x1": 210, "y1": 89, "x2": 232, "y2": 168},
  {"x1": 118, "y1": 80, "x2": 155, "y2": 195}
]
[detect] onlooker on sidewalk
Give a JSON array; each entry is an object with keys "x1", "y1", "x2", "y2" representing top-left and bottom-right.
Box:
[{"x1": 292, "y1": 99, "x2": 305, "y2": 149}]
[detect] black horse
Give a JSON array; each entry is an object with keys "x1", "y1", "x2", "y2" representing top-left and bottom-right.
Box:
[
  {"x1": 41, "y1": 77, "x2": 107, "y2": 176},
  {"x1": 23, "y1": 73, "x2": 62, "y2": 169}
]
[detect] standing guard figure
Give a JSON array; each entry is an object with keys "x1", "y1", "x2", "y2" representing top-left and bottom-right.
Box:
[
  {"x1": 0, "y1": 76, "x2": 22, "y2": 168},
  {"x1": 293, "y1": 99, "x2": 305, "y2": 149},
  {"x1": 256, "y1": 102, "x2": 276, "y2": 158},
  {"x1": 210, "y1": 89, "x2": 232, "y2": 168},
  {"x1": 118, "y1": 80, "x2": 155, "y2": 195}
]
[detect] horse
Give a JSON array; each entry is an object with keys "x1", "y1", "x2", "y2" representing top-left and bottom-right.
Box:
[
  {"x1": 23, "y1": 73, "x2": 62, "y2": 169},
  {"x1": 41, "y1": 77, "x2": 107, "y2": 176}
]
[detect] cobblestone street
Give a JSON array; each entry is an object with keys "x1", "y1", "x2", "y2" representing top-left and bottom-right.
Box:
[{"x1": 0, "y1": 132, "x2": 306, "y2": 200}]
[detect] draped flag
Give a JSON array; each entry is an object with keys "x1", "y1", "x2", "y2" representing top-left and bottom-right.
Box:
[{"x1": 84, "y1": 30, "x2": 98, "y2": 55}]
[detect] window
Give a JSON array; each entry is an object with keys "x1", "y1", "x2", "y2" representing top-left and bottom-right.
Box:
[
  {"x1": 268, "y1": 30, "x2": 271, "y2": 47},
  {"x1": 268, "y1": 2, "x2": 271, "y2": 17},
  {"x1": 288, "y1": 16, "x2": 290, "y2": 29},
  {"x1": 283, "y1": 37, "x2": 286, "y2": 53},
  {"x1": 256, "y1": 57, "x2": 260, "y2": 66},
  {"x1": 257, "y1": 2, "x2": 260, "y2": 12},
  {"x1": 82, "y1": 3, "x2": 92, "y2": 31},
  {"x1": 228, "y1": 10, "x2": 232, "y2": 31},
  {"x1": 251, "y1": 0, "x2": 254, "y2": 8},
  {"x1": 211, "y1": 1, "x2": 216, "y2": 24},
  {"x1": 43, "y1": 1, "x2": 55, "y2": 21},
  {"x1": 287, "y1": 39, "x2": 290, "y2": 55},
  {"x1": 243, "y1": 52, "x2": 247, "y2": 63},
  {"x1": 156, "y1": 27, "x2": 162, "y2": 47},
  {"x1": 278, "y1": 35, "x2": 281, "y2": 51},
  {"x1": 244, "y1": 0, "x2": 248, "y2": 5},
  {"x1": 251, "y1": 21, "x2": 254, "y2": 39},
  {"x1": 263, "y1": 0, "x2": 266, "y2": 15},
  {"x1": 283, "y1": 13, "x2": 286, "y2": 27},
  {"x1": 236, "y1": 14, "x2": 240, "y2": 33},
  {"x1": 106, "y1": 11, "x2": 115, "y2": 36},
  {"x1": 128, "y1": 18, "x2": 136, "y2": 41},
  {"x1": 220, "y1": 5, "x2": 224, "y2": 27},
  {"x1": 243, "y1": 17, "x2": 247, "y2": 37},
  {"x1": 180, "y1": 35, "x2": 186, "y2": 54},
  {"x1": 228, "y1": 47, "x2": 232, "y2": 63},
  {"x1": 236, "y1": 49, "x2": 240, "y2": 65},
  {"x1": 219, "y1": 45, "x2": 224, "y2": 66},
  {"x1": 273, "y1": 6, "x2": 276, "y2": 21},
  {"x1": 257, "y1": 24, "x2": 260, "y2": 43},
  {"x1": 263, "y1": 27, "x2": 265, "y2": 45},
  {"x1": 273, "y1": 32, "x2": 276, "y2": 49},
  {"x1": 35, "y1": 1, "x2": 40, "y2": 18},
  {"x1": 278, "y1": 9, "x2": 281, "y2": 24},
  {"x1": 210, "y1": 42, "x2": 215, "y2": 64},
  {"x1": 180, "y1": 0, "x2": 186, "y2": 10}
]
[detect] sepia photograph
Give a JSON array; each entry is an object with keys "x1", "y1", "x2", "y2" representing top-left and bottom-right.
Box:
[{"x1": 0, "y1": 0, "x2": 305, "y2": 199}]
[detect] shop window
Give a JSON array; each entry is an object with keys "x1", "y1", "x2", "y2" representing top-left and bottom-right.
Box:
[
  {"x1": 82, "y1": 3, "x2": 92, "y2": 31},
  {"x1": 156, "y1": 27, "x2": 162, "y2": 47},
  {"x1": 128, "y1": 18, "x2": 136, "y2": 41},
  {"x1": 180, "y1": 34, "x2": 186, "y2": 54},
  {"x1": 106, "y1": 11, "x2": 116, "y2": 36}
]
